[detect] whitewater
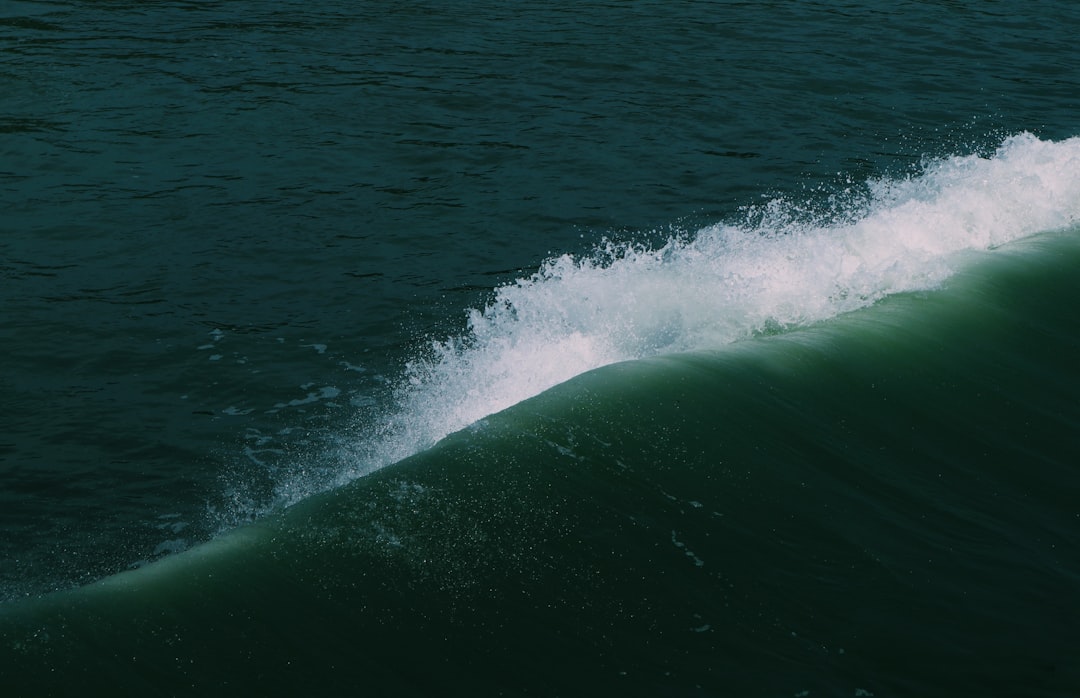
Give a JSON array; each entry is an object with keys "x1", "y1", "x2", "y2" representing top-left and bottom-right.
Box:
[{"x1": 268, "y1": 133, "x2": 1080, "y2": 505}]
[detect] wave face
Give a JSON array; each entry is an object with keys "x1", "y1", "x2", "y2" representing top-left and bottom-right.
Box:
[
  {"x1": 299, "y1": 133, "x2": 1080, "y2": 497},
  {"x1": 3, "y1": 224, "x2": 1080, "y2": 697}
]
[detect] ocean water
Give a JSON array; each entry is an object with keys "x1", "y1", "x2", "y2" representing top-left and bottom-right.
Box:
[{"x1": 2, "y1": 0, "x2": 1080, "y2": 695}]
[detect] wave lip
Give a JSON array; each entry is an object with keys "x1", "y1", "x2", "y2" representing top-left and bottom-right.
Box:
[{"x1": 303, "y1": 133, "x2": 1080, "y2": 495}]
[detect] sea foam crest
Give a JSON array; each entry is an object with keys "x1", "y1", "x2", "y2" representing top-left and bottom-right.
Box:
[{"x1": 310, "y1": 132, "x2": 1080, "y2": 492}]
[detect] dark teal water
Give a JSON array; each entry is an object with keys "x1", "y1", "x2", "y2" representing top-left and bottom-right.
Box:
[{"x1": 3, "y1": 1, "x2": 1080, "y2": 695}]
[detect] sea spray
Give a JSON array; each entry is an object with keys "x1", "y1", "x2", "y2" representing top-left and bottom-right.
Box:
[{"x1": 273, "y1": 132, "x2": 1080, "y2": 504}]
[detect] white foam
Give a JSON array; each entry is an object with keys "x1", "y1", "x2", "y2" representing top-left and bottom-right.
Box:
[{"x1": 289, "y1": 133, "x2": 1080, "y2": 497}]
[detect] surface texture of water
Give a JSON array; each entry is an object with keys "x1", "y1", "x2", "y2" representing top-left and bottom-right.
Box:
[{"x1": 2, "y1": 2, "x2": 1080, "y2": 693}]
